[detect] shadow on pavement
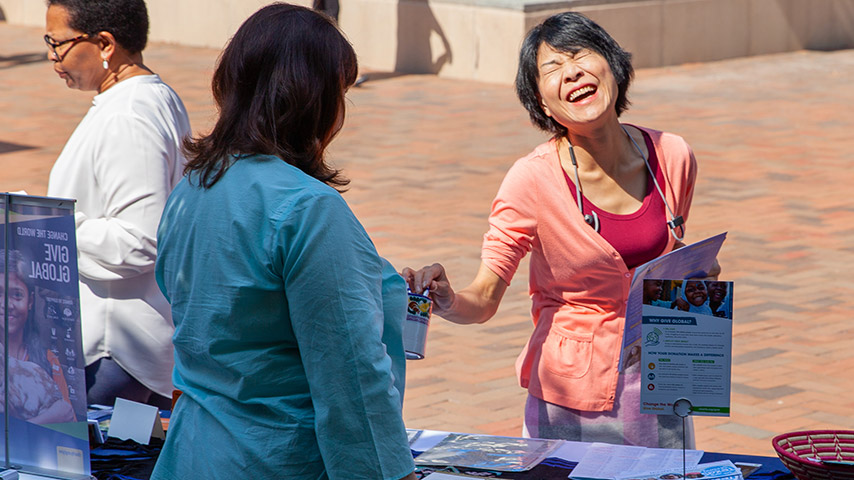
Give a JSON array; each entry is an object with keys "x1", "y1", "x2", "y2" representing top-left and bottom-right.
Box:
[
  {"x1": 0, "y1": 141, "x2": 37, "y2": 155},
  {"x1": 355, "y1": 71, "x2": 408, "y2": 85},
  {"x1": 0, "y1": 52, "x2": 48, "y2": 70}
]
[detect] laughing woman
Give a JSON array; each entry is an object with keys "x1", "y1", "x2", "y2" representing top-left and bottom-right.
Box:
[{"x1": 404, "y1": 12, "x2": 715, "y2": 448}]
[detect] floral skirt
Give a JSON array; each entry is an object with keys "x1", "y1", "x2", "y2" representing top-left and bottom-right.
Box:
[{"x1": 522, "y1": 362, "x2": 695, "y2": 448}]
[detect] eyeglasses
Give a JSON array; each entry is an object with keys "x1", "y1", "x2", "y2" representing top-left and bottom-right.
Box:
[{"x1": 44, "y1": 33, "x2": 90, "y2": 60}]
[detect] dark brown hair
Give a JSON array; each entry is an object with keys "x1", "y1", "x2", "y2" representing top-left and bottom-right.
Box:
[
  {"x1": 183, "y1": 3, "x2": 357, "y2": 189},
  {"x1": 516, "y1": 12, "x2": 633, "y2": 138},
  {"x1": 46, "y1": 0, "x2": 149, "y2": 54}
]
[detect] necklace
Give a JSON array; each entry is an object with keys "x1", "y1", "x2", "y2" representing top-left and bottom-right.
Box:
[{"x1": 567, "y1": 125, "x2": 684, "y2": 241}]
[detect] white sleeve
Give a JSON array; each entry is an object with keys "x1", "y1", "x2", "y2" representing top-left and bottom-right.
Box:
[{"x1": 76, "y1": 112, "x2": 182, "y2": 281}]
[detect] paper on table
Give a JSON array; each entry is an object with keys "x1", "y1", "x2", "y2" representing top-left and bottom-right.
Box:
[
  {"x1": 411, "y1": 429, "x2": 450, "y2": 453},
  {"x1": 614, "y1": 460, "x2": 743, "y2": 480},
  {"x1": 421, "y1": 473, "x2": 487, "y2": 479},
  {"x1": 411, "y1": 430, "x2": 590, "y2": 463},
  {"x1": 619, "y1": 232, "x2": 727, "y2": 371},
  {"x1": 107, "y1": 398, "x2": 164, "y2": 445},
  {"x1": 408, "y1": 429, "x2": 423, "y2": 445},
  {"x1": 551, "y1": 440, "x2": 593, "y2": 462},
  {"x1": 414, "y1": 433, "x2": 563, "y2": 472},
  {"x1": 569, "y1": 443, "x2": 704, "y2": 480}
]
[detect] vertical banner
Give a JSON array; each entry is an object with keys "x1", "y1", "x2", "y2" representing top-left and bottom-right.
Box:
[{"x1": 2, "y1": 193, "x2": 90, "y2": 478}]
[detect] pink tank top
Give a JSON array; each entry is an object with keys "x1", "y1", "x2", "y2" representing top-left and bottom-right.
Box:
[{"x1": 563, "y1": 131, "x2": 668, "y2": 269}]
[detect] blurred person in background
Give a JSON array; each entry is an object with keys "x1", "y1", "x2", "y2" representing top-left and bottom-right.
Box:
[
  {"x1": 312, "y1": 0, "x2": 369, "y2": 86},
  {"x1": 313, "y1": 0, "x2": 339, "y2": 20},
  {"x1": 44, "y1": 0, "x2": 190, "y2": 409}
]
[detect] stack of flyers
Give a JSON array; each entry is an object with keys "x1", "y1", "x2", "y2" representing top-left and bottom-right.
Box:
[
  {"x1": 615, "y1": 460, "x2": 743, "y2": 480},
  {"x1": 414, "y1": 433, "x2": 563, "y2": 472}
]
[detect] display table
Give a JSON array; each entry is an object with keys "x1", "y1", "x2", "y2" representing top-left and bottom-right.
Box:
[
  {"x1": 410, "y1": 430, "x2": 794, "y2": 479},
  {"x1": 13, "y1": 428, "x2": 795, "y2": 480}
]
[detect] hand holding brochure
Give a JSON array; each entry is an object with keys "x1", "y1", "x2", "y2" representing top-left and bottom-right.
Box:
[{"x1": 620, "y1": 233, "x2": 727, "y2": 371}]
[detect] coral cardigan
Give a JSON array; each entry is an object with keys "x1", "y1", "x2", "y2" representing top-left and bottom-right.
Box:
[{"x1": 481, "y1": 126, "x2": 697, "y2": 412}]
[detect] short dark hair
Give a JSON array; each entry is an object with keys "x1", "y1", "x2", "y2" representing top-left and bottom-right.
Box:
[
  {"x1": 46, "y1": 0, "x2": 149, "y2": 54},
  {"x1": 183, "y1": 3, "x2": 357, "y2": 190},
  {"x1": 515, "y1": 12, "x2": 634, "y2": 137}
]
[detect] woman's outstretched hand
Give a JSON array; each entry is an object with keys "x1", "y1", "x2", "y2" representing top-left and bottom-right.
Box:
[
  {"x1": 673, "y1": 240, "x2": 721, "y2": 280},
  {"x1": 401, "y1": 263, "x2": 456, "y2": 315}
]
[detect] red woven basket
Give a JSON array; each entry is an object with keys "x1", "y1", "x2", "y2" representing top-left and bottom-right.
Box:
[{"x1": 773, "y1": 430, "x2": 854, "y2": 480}]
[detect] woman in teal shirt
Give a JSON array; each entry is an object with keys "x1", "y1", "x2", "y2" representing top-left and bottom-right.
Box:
[{"x1": 151, "y1": 5, "x2": 416, "y2": 479}]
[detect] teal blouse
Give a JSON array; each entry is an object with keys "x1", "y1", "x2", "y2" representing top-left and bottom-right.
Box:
[{"x1": 151, "y1": 155, "x2": 414, "y2": 479}]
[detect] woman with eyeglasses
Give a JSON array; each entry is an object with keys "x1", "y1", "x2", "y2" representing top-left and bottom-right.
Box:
[{"x1": 44, "y1": 0, "x2": 190, "y2": 411}]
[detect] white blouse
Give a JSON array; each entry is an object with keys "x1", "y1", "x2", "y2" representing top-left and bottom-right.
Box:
[{"x1": 47, "y1": 75, "x2": 190, "y2": 397}]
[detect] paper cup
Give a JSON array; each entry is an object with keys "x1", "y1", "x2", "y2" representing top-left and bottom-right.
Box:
[{"x1": 404, "y1": 292, "x2": 432, "y2": 360}]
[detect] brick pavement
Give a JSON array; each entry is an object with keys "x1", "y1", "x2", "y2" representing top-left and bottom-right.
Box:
[{"x1": 3, "y1": 21, "x2": 854, "y2": 460}]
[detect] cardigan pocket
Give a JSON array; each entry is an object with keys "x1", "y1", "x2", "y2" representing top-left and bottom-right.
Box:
[{"x1": 542, "y1": 325, "x2": 593, "y2": 379}]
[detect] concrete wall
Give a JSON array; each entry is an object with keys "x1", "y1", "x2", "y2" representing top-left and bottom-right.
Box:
[
  {"x1": 351, "y1": 0, "x2": 854, "y2": 82},
  {"x1": 342, "y1": 0, "x2": 528, "y2": 83},
  {"x1": 564, "y1": 0, "x2": 854, "y2": 68},
  {"x1": 3, "y1": 0, "x2": 854, "y2": 84},
  {"x1": 0, "y1": 0, "x2": 311, "y2": 50}
]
